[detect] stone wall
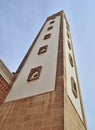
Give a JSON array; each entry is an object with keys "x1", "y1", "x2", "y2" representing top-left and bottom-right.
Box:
[
  {"x1": 64, "y1": 91, "x2": 87, "y2": 130},
  {"x1": 0, "y1": 76, "x2": 64, "y2": 130}
]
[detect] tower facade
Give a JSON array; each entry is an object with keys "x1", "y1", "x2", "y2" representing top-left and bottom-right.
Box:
[{"x1": 0, "y1": 11, "x2": 87, "y2": 130}]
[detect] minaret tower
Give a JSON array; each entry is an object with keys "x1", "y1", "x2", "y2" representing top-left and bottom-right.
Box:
[{"x1": 0, "y1": 11, "x2": 87, "y2": 130}]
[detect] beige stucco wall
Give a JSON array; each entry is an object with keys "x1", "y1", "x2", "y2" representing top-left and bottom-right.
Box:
[
  {"x1": 5, "y1": 16, "x2": 61, "y2": 102},
  {"x1": 63, "y1": 17, "x2": 83, "y2": 121}
]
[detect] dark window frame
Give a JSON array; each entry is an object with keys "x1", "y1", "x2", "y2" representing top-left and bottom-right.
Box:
[
  {"x1": 68, "y1": 40, "x2": 71, "y2": 50},
  {"x1": 38, "y1": 45, "x2": 48, "y2": 55},
  {"x1": 69, "y1": 54, "x2": 74, "y2": 67},
  {"x1": 50, "y1": 21, "x2": 55, "y2": 24},
  {"x1": 47, "y1": 26, "x2": 53, "y2": 31},
  {"x1": 27, "y1": 66, "x2": 42, "y2": 82},
  {"x1": 43, "y1": 33, "x2": 51, "y2": 40},
  {"x1": 71, "y1": 77, "x2": 78, "y2": 98}
]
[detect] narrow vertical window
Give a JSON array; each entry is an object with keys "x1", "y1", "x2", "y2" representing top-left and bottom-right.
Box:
[
  {"x1": 71, "y1": 77, "x2": 78, "y2": 98},
  {"x1": 68, "y1": 40, "x2": 71, "y2": 50},
  {"x1": 69, "y1": 54, "x2": 74, "y2": 67},
  {"x1": 67, "y1": 31, "x2": 70, "y2": 39},
  {"x1": 66, "y1": 22, "x2": 69, "y2": 31}
]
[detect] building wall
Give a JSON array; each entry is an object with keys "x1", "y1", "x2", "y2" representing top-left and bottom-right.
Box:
[
  {"x1": 0, "y1": 60, "x2": 13, "y2": 84},
  {"x1": 0, "y1": 75, "x2": 10, "y2": 104},
  {"x1": 0, "y1": 77, "x2": 64, "y2": 130},
  {"x1": 0, "y1": 60, "x2": 13, "y2": 105},
  {"x1": 0, "y1": 11, "x2": 87, "y2": 130},
  {"x1": 5, "y1": 15, "x2": 61, "y2": 102},
  {"x1": 0, "y1": 12, "x2": 64, "y2": 130},
  {"x1": 64, "y1": 92, "x2": 86, "y2": 130},
  {"x1": 63, "y1": 14, "x2": 87, "y2": 130},
  {"x1": 63, "y1": 17, "x2": 83, "y2": 120}
]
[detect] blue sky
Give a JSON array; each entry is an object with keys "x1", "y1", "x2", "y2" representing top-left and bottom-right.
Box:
[{"x1": 0, "y1": 0, "x2": 95, "y2": 130}]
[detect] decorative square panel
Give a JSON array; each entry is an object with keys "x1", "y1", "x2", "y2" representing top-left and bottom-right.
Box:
[
  {"x1": 38, "y1": 45, "x2": 48, "y2": 55},
  {"x1": 50, "y1": 21, "x2": 55, "y2": 24},
  {"x1": 43, "y1": 33, "x2": 51, "y2": 40},
  {"x1": 27, "y1": 66, "x2": 42, "y2": 82},
  {"x1": 47, "y1": 26, "x2": 53, "y2": 31}
]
